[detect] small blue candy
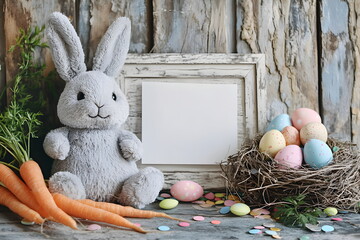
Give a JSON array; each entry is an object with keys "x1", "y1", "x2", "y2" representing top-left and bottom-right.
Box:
[
  {"x1": 219, "y1": 206, "x2": 231, "y2": 214},
  {"x1": 248, "y1": 229, "x2": 262, "y2": 234},
  {"x1": 158, "y1": 225, "x2": 170, "y2": 231}
]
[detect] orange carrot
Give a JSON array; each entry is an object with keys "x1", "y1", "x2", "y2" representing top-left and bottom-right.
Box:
[
  {"x1": 0, "y1": 164, "x2": 49, "y2": 218},
  {"x1": 52, "y1": 193, "x2": 148, "y2": 233},
  {"x1": 77, "y1": 199, "x2": 188, "y2": 222},
  {"x1": 19, "y1": 160, "x2": 77, "y2": 230},
  {"x1": 0, "y1": 186, "x2": 44, "y2": 224}
]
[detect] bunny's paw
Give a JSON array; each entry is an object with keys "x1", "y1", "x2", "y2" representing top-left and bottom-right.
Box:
[
  {"x1": 43, "y1": 131, "x2": 70, "y2": 160},
  {"x1": 119, "y1": 139, "x2": 143, "y2": 161}
]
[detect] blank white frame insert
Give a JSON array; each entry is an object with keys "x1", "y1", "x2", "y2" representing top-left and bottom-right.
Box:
[{"x1": 142, "y1": 82, "x2": 238, "y2": 165}]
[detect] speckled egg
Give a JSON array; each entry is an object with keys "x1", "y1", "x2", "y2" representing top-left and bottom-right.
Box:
[
  {"x1": 259, "y1": 130, "x2": 286, "y2": 158},
  {"x1": 304, "y1": 139, "x2": 333, "y2": 169},
  {"x1": 170, "y1": 180, "x2": 204, "y2": 202},
  {"x1": 291, "y1": 108, "x2": 321, "y2": 130},
  {"x1": 159, "y1": 199, "x2": 179, "y2": 209},
  {"x1": 300, "y1": 122, "x2": 328, "y2": 145},
  {"x1": 266, "y1": 114, "x2": 292, "y2": 132},
  {"x1": 274, "y1": 145, "x2": 303, "y2": 169},
  {"x1": 281, "y1": 126, "x2": 301, "y2": 146}
]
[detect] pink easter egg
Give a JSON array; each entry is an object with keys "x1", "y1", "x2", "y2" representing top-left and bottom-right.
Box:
[
  {"x1": 281, "y1": 126, "x2": 300, "y2": 146},
  {"x1": 274, "y1": 145, "x2": 303, "y2": 169},
  {"x1": 170, "y1": 180, "x2": 204, "y2": 202},
  {"x1": 291, "y1": 108, "x2": 321, "y2": 130}
]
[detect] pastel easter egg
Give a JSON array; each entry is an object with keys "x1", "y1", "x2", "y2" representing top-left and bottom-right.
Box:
[
  {"x1": 159, "y1": 199, "x2": 179, "y2": 209},
  {"x1": 281, "y1": 126, "x2": 301, "y2": 146},
  {"x1": 259, "y1": 130, "x2": 286, "y2": 158},
  {"x1": 324, "y1": 207, "x2": 338, "y2": 216},
  {"x1": 304, "y1": 139, "x2": 333, "y2": 169},
  {"x1": 266, "y1": 114, "x2": 292, "y2": 132},
  {"x1": 291, "y1": 108, "x2": 321, "y2": 130},
  {"x1": 170, "y1": 180, "x2": 204, "y2": 202},
  {"x1": 274, "y1": 145, "x2": 303, "y2": 169},
  {"x1": 300, "y1": 122, "x2": 328, "y2": 145},
  {"x1": 230, "y1": 203, "x2": 251, "y2": 216}
]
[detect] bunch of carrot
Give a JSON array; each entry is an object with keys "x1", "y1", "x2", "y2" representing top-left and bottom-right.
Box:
[{"x1": 0, "y1": 161, "x2": 186, "y2": 233}]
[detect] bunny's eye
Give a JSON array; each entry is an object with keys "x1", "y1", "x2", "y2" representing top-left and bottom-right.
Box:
[
  {"x1": 77, "y1": 91, "x2": 85, "y2": 100},
  {"x1": 112, "y1": 93, "x2": 117, "y2": 101}
]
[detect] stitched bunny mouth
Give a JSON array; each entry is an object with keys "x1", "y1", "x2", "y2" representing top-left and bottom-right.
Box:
[{"x1": 88, "y1": 114, "x2": 110, "y2": 119}]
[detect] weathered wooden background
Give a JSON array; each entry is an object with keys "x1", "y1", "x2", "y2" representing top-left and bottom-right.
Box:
[{"x1": 0, "y1": 0, "x2": 358, "y2": 144}]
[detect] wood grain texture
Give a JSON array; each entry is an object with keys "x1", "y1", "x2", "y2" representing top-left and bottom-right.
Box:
[
  {"x1": 320, "y1": 0, "x2": 353, "y2": 141},
  {"x1": 349, "y1": 0, "x2": 360, "y2": 144},
  {"x1": 87, "y1": 0, "x2": 151, "y2": 66},
  {"x1": 4, "y1": 0, "x2": 76, "y2": 88},
  {"x1": 237, "y1": 0, "x2": 318, "y2": 130},
  {"x1": 0, "y1": 0, "x2": 6, "y2": 109},
  {"x1": 153, "y1": 0, "x2": 236, "y2": 53}
]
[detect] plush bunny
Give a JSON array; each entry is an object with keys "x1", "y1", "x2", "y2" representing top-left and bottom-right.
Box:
[{"x1": 43, "y1": 12, "x2": 164, "y2": 209}]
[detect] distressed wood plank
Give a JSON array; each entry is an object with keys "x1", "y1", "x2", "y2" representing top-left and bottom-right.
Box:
[
  {"x1": 87, "y1": 0, "x2": 151, "y2": 66},
  {"x1": 4, "y1": 0, "x2": 76, "y2": 88},
  {"x1": 0, "y1": 0, "x2": 6, "y2": 109},
  {"x1": 78, "y1": 0, "x2": 91, "y2": 64},
  {"x1": 348, "y1": 0, "x2": 360, "y2": 145},
  {"x1": 320, "y1": 0, "x2": 353, "y2": 141},
  {"x1": 237, "y1": 0, "x2": 318, "y2": 129},
  {"x1": 162, "y1": 171, "x2": 225, "y2": 189},
  {"x1": 153, "y1": 0, "x2": 236, "y2": 53}
]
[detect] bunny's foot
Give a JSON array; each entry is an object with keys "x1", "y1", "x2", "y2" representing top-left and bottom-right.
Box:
[
  {"x1": 48, "y1": 171, "x2": 86, "y2": 199},
  {"x1": 117, "y1": 167, "x2": 164, "y2": 209}
]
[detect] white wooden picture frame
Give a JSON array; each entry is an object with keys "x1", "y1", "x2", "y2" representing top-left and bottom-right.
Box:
[{"x1": 120, "y1": 54, "x2": 266, "y2": 189}]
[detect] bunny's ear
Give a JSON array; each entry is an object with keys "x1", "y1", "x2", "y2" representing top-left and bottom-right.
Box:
[
  {"x1": 92, "y1": 17, "x2": 131, "y2": 77},
  {"x1": 46, "y1": 12, "x2": 86, "y2": 81}
]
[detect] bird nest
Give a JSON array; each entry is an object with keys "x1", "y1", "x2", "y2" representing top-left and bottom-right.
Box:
[{"x1": 220, "y1": 136, "x2": 360, "y2": 211}]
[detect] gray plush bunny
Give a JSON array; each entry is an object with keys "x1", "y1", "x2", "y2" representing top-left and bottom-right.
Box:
[{"x1": 43, "y1": 12, "x2": 164, "y2": 209}]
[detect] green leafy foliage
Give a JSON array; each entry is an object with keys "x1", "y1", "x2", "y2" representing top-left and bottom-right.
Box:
[
  {"x1": 0, "y1": 26, "x2": 48, "y2": 167},
  {"x1": 272, "y1": 194, "x2": 322, "y2": 228}
]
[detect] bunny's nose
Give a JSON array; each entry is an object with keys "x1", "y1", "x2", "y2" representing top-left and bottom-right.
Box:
[{"x1": 94, "y1": 102, "x2": 104, "y2": 108}]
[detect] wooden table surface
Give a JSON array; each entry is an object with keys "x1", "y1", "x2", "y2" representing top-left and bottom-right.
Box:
[{"x1": 0, "y1": 203, "x2": 359, "y2": 240}]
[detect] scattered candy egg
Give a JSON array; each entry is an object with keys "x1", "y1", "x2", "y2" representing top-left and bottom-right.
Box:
[
  {"x1": 158, "y1": 225, "x2": 170, "y2": 231},
  {"x1": 204, "y1": 192, "x2": 215, "y2": 200},
  {"x1": 254, "y1": 226, "x2": 265, "y2": 229},
  {"x1": 331, "y1": 218, "x2": 343, "y2": 221},
  {"x1": 265, "y1": 230, "x2": 278, "y2": 236},
  {"x1": 304, "y1": 139, "x2": 333, "y2": 169},
  {"x1": 160, "y1": 193, "x2": 171, "y2": 198},
  {"x1": 266, "y1": 114, "x2": 292, "y2": 132},
  {"x1": 300, "y1": 122, "x2": 328, "y2": 145},
  {"x1": 159, "y1": 199, "x2": 179, "y2": 209},
  {"x1": 224, "y1": 200, "x2": 236, "y2": 206},
  {"x1": 219, "y1": 206, "x2": 231, "y2": 214},
  {"x1": 211, "y1": 220, "x2": 221, "y2": 225},
  {"x1": 230, "y1": 203, "x2": 251, "y2": 216},
  {"x1": 87, "y1": 224, "x2": 101, "y2": 231},
  {"x1": 321, "y1": 225, "x2": 335, "y2": 232},
  {"x1": 259, "y1": 130, "x2": 286, "y2": 158},
  {"x1": 21, "y1": 219, "x2": 35, "y2": 226},
  {"x1": 170, "y1": 180, "x2": 204, "y2": 202},
  {"x1": 215, "y1": 193, "x2": 225, "y2": 198},
  {"x1": 249, "y1": 229, "x2": 262, "y2": 234},
  {"x1": 281, "y1": 126, "x2": 300, "y2": 146},
  {"x1": 193, "y1": 216, "x2": 205, "y2": 221},
  {"x1": 324, "y1": 207, "x2": 338, "y2": 216},
  {"x1": 178, "y1": 222, "x2": 190, "y2": 227},
  {"x1": 274, "y1": 145, "x2": 303, "y2": 169},
  {"x1": 291, "y1": 108, "x2": 321, "y2": 130}
]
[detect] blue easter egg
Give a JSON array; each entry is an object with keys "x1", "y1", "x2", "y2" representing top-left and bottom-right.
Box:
[
  {"x1": 266, "y1": 114, "x2": 292, "y2": 132},
  {"x1": 304, "y1": 139, "x2": 333, "y2": 169}
]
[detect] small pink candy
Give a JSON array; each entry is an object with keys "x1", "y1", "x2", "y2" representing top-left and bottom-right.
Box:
[
  {"x1": 192, "y1": 200, "x2": 205, "y2": 204},
  {"x1": 204, "y1": 192, "x2": 215, "y2": 200},
  {"x1": 253, "y1": 226, "x2": 265, "y2": 229},
  {"x1": 193, "y1": 216, "x2": 205, "y2": 221},
  {"x1": 178, "y1": 222, "x2": 190, "y2": 227},
  {"x1": 214, "y1": 197, "x2": 222, "y2": 201},
  {"x1": 160, "y1": 193, "x2": 172, "y2": 198},
  {"x1": 331, "y1": 218, "x2": 343, "y2": 221},
  {"x1": 224, "y1": 200, "x2": 236, "y2": 206},
  {"x1": 134, "y1": 223, "x2": 142, "y2": 227},
  {"x1": 87, "y1": 224, "x2": 101, "y2": 231}
]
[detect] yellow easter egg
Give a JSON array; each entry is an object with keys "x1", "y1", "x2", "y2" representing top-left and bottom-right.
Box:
[
  {"x1": 159, "y1": 199, "x2": 179, "y2": 210},
  {"x1": 259, "y1": 130, "x2": 286, "y2": 157}
]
